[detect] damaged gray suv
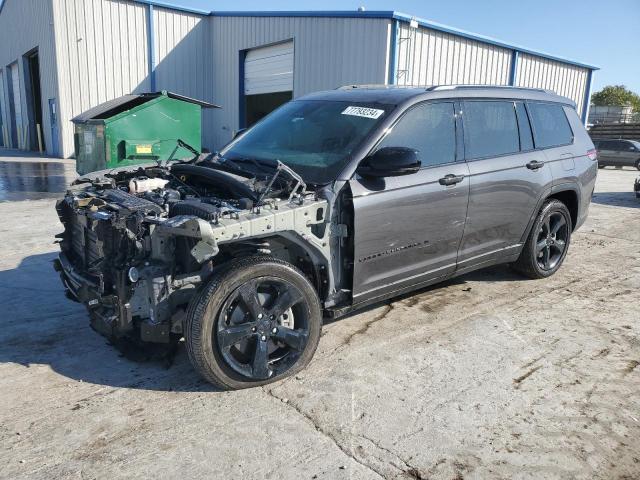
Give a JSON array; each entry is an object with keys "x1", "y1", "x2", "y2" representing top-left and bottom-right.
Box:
[{"x1": 55, "y1": 85, "x2": 597, "y2": 389}]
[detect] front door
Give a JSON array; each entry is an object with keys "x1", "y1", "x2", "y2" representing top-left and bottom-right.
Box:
[{"x1": 350, "y1": 101, "x2": 469, "y2": 302}]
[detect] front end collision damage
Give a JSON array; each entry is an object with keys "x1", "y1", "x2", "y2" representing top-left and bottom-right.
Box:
[{"x1": 54, "y1": 162, "x2": 333, "y2": 345}]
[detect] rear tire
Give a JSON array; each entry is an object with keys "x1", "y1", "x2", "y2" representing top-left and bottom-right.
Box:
[
  {"x1": 635, "y1": 159, "x2": 640, "y2": 171},
  {"x1": 185, "y1": 256, "x2": 322, "y2": 390},
  {"x1": 513, "y1": 199, "x2": 572, "y2": 279}
]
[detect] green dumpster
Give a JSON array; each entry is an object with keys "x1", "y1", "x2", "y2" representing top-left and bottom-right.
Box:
[{"x1": 72, "y1": 91, "x2": 219, "y2": 174}]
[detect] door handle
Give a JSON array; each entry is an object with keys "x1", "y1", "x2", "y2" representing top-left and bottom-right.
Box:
[
  {"x1": 439, "y1": 174, "x2": 465, "y2": 186},
  {"x1": 526, "y1": 160, "x2": 544, "y2": 170}
]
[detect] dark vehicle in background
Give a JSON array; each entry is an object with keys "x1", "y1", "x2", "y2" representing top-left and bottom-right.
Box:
[
  {"x1": 55, "y1": 85, "x2": 598, "y2": 390},
  {"x1": 593, "y1": 138, "x2": 640, "y2": 170},
  {"x1": 634, "y1": 176, "x2": 640, "y2": 198}
]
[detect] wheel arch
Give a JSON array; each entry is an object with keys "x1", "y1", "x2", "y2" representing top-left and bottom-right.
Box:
[
  {"x1": 520, "y1": 183, "x2": 580, "y2": 244},
  {"x1": 215, "y1": 232, "x2": 331, "y2": 301},
  {"x1": 547, "y1": 188, "x2": 579, "y2": 231}
]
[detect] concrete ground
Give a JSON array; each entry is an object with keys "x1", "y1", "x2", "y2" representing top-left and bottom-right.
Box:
[{"x1": 0, "y1": 153, "x2": 638, "y2": 480}]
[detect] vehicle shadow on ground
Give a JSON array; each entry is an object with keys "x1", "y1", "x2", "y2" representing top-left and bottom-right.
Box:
[
  {"x1": 323, "y1": 264, "x2": 527, "y2": 326},
  {"x1": 591, "y1": 191, "x2": 640, "y2": 209},
  {"x1": 0, "y1": 252, "x2": 221, "y2": 393},
  {"x1": 0, "y1": 253, "x2": 526, "y2": 392}
]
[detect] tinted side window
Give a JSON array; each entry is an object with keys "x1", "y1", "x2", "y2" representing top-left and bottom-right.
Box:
[
  {"x1": 463, "y1": 101, "x2": 520, "y2": 159},
  {"x1": 378, "y1": 102, "x2": 455, "y2": 167},
  {"x1": 527, "y1": 102, "x2": 574, "y2": 148},
  {"x1": 515, "y1": 102, "x2": 534, "y2": 151}
]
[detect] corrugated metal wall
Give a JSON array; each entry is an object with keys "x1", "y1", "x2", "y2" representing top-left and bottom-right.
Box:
[
  {"x1": 2, "y1": 2, "x2": 595, "y2": 157},
  {"x1": 0, "y1": 0, "x2": 58, "y2": 154},
  {"x1": 208, "y1": 16, "x2": 391, "y2": 149},
  {"x1": 395, "y1": 23, "x2": 513, "y2": 87},
  {"x1": 52, "y1": 0, "x2": 151, "y2": 158},
  {"x1": 153, "y1": 7, "x2": 210, "y2": 102},
  {"x1": 515, "y1": 52, "x2": 589, "y2": 115}
]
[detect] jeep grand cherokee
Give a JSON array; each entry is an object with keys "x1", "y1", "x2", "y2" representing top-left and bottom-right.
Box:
[{"x1": 55, "y1": 85, "x2": 597, "y2": 389}]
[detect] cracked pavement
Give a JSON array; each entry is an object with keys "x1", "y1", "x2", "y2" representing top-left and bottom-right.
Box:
[{"x1": 0, "y1": 158, "x2": 639, "y2": 480}]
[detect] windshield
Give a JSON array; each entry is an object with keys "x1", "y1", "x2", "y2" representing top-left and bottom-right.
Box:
[{"x1": 219, "y1": 100, "x2": 392, "y2": 184}]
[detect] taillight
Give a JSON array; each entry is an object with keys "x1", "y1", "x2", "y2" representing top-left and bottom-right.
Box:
[{"x1": 587, "y1": 149, "x2": 597, "y2": 161}]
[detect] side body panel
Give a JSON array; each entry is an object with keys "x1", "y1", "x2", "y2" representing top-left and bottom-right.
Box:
[
  {"x1": 546, "y1": 106, "x2": 597, "y2": 230},
  {"x1": 350, "y1": 162, "x2": 469, "y2": 301},
  {"x1": 617, "y1": 141, "x2": 640, "y2": 167},
  {"x1": 597, "y1": 141, "x2": 617, "y2": 165},
  {"x1": 457, "y1": 149, "x2": 552, "y2": 269}
]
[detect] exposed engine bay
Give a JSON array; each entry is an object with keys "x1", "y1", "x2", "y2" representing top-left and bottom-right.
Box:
[{"x1": 54, "y1": 159, "x2": 334, "y2": 346}]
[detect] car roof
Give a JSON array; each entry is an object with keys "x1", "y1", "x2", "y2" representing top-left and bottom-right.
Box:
[{"x1": 298, "y1": 84, "x2": 576, "y2": 108}]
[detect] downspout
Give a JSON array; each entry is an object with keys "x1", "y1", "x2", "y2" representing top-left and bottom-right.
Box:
[
  {"x1": 581, "y1": 69, "x2": 593, "y2": 125},
  {"x1": 508, "y1": 50, "x2": 519, "y2": 86},
  {"x1": 147, "y1": 4, "x2": 157, "y2": 91},
  {"x1": 388, "y1": 20, "x2": 399, "y2": 85}
]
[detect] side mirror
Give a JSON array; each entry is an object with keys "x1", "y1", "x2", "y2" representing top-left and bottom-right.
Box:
[{"x1": 357, "y1": 147, "x2": 421, "y2": 177}]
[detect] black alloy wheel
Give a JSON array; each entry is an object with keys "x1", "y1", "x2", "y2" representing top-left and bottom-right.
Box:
[
  {"x1": 513, "y1": 199, "x2": 572, "y2": 279},
  {"x1": 216, "y1": 277, "x2": 309, "y2": 380},
  {"x1": 535, "y1": 211, "x2": 569, "y2": 271},
  {"x1": 185, "y1": 256, "x2": 322, "y2": 389}
]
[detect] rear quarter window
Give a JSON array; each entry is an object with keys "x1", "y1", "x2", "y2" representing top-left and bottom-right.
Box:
[{"x1": 527, "y1": 102, "x2": 574, "y2": 148}]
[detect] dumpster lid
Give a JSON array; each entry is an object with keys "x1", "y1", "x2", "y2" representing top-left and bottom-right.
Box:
[{"x1": 72, "y1": 91, "x2": 220, "y2": 123}]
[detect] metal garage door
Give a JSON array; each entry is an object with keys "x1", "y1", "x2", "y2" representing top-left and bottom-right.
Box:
[{"x1": 244, "y1": 41, "x2": 294, "y2": 95}]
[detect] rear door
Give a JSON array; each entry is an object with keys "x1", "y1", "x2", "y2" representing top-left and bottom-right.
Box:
[
  {"x1": 350, "y1": 101, "x2": 469, "y2": 301},
  {"x1": 597, "y1": 140, "x2": 618, "y2": 165},
  {"x1": 618, "y1": 140, "x2": 640, "y2": 167},
  {"x1": 457, "y1": 100, "x2": 553, "y2": 271}
]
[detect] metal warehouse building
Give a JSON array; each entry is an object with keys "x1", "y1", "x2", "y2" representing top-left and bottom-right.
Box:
[{"x1": 0, "y1": 0, "x2": 598, "y2": 158}]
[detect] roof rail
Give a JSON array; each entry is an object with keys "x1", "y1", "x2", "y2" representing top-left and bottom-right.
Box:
[
  {"x1": 337, "y1": 84, "x2": 396, "y2": 90},
  {"x1": 338, "y1": 84, "x2": 558, "y2": 95},
  {"x1": 425, "y1": 85, "x2": 556, "y2": 95}
]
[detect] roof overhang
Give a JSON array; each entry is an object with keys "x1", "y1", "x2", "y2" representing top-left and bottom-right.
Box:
[{"x1": 0, "y1": 0, "x2": 598, "y2": 71}]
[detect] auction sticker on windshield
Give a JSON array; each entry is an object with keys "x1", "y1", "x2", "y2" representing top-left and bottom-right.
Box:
[{"x1": 341, "y1": 106, "x2": 385, "y2": 119}]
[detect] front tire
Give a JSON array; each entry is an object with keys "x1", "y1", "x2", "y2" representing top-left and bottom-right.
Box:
[
  {"x1": 635, "y1": 159, "x2": 640, "y2": 171},
  {"x1": 185, "y1": 256, "x2": 322, "y2": 390},
  {"x1": 513, "y1": 199, "x2": 572, "y2": 279}
]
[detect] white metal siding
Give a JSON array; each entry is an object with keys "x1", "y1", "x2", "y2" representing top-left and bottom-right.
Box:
[
  {"x1": 153, "y1": 7, "x2": 210, "y2": 102},
  {"x1": 10, "y1": 63, "x2": 23, "y2": 145},
  {"x1": 0, "y1": 70, "x2": 5, "y2": 146},
  {"x1": 395, "y1": 23, "x2": 512, "y2": 87},
  {"x1": 0, "y1": 0, "x2": 58, "y2": 153},
  {"x1": 516, "y1": 53, "x2": 589, "y2": 115},
  {"x1": 209, "y1": 16, "x2": 390, "y2": 149},
  {"x1": 244, "y1": 41, "x2": 294, "y2": 95},
  {"x1": 52, "y1": 0, "x2": 151, "y2": 158}
]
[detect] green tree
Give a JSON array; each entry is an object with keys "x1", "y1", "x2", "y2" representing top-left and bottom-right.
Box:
[{"x1": 591, "y1": 85, "x2": 640, "y2": 111}]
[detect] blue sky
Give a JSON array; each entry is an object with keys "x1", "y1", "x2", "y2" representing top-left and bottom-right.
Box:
[{"x1": 175, "y1": 0, "x2": 640, "y2": 95}]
